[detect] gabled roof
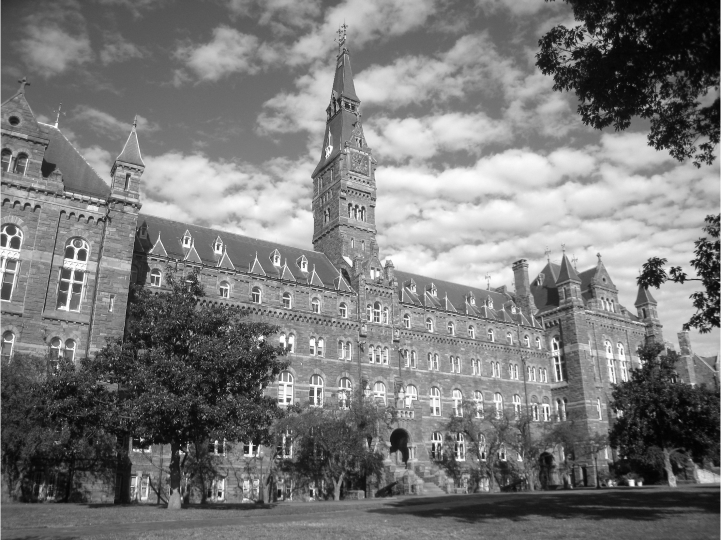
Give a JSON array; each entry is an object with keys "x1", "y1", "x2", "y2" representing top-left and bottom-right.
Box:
[
  {"x1": 149, "y1": 233, "x2": 167, "y2": 257},
  {"x1": 184, "y1": 244, "x2": 202, "y2": 264},
  {"x1": 38, "y1": 123, "x2": 110, "y2": 198},
  {"x1": 249, "y1": 253, "x2": 267, "y2": 276},
  {"x1": 280, "y1": 261, "x2": 296, "y2": 282},
  {"x1": 135, "y1": 214, "x2": 343, "y2": 288},
  {"x1": 635, "y1": 285, "x2": 657, "y2": 306},
  {"x1": 309, "y1": 265, "x2": 324, "y2": 287},
  {"x1": 334, "y1": 272, "x2": 352, "y2": 292}
]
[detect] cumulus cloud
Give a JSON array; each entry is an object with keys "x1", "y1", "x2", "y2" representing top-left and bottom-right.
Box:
[
  {"x1": 226, "y1": 0, "x2": 322, "y2": 33},
  {"x1": 99, "y1": 32, "x2": 145, "y2": 65},
  {"x1": 73, "y1": 106, "x2": 160, "y2": 139},
  {"x1": 17, "y1": 1, "x2": 93, "y2": 77},
  {"x1": 174, "y1": 26, "x2": 280, "y2": 82}
]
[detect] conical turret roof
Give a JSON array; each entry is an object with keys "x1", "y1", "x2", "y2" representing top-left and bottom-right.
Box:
[
  {"x1": 556, "y1": 253, "x2": 581, "y2": 284},
  {"x1": 116, "y1": 117, "x2": 144, "y2": 167}
]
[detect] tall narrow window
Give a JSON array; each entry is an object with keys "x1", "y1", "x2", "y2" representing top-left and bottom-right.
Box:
[
  {"x1": 339, "y1": 302, "x2": 347, "y2": 318},
  {"x1": 287, "y1": 334, "x2": 295, "y2": 353},
  {"x1": 493, "y1": 392, "x2": 503, "y2": 418},
  {"x1": 405, "y1": 384, "x2": 417, "y2": 408},
  {"x1": 124, "y1": 173, "x2": 131, "y2": 190},
  {"x1": 487, "y1": 328, "x2": 495, "y2": 342},
  {"x1": 535, "y1": 337, "x2": 542, "y2": 349},
  {"x1": 1, "y1": 149, "x2": 11, "y2": 172},
  {"x1": 430, "y1": 387, "x2": 441, "y2": 416},
  {"x1": 382, "y1": 307, "x2": 389, "y2": 324},
  {"x1": 468, "y1": 325, "x2": 475, "y2": 339},
  {"x1": 447, "y1": 321, "x2": 455, "y2": 335},
  {"x1": 403, "y1": 313, "x2": 410, "y2": 328},
  {"x1": 474, "y1": 391, "x2": 484, "y2": 418},
  {"x1": 382, "y1": 347, "x2": 389, "y2": 365},
  {"x1": 373, "y1": 382, "x2": 386, "y2": 405},
  {"x1": 552, "y1": 337, "x2": 566, "y2": 382},
  {"x1": 13, "y1": 153, "x2": 28, "y2": 175},
  {"x1": 513, "y1": 394, "x2": 522, "y2": 419},
  {"x1": 410, "y1": 351, "x2": 417, "y2": 369},
  {"x1": 532, "y1": 403, "x2": 539, "y2": 421},
  {"x1": 596, "y1": 398, "x2": 602, "y2": 419},
  {"x1": 1, "y1": 224, "x2": 22, "y2": 301},
  {"x1": 49, "y1": 337, "x2": 62, "y2": 370},
  {"x1": 309, "y1": 375, "x2": 323, "y2": 407},
  {"x1": 282, "y1": 292, "x2": 292, "y2": 308},
  {"x1": 454, "y1": 433, "x2": 466, "y2": 461},
  {"x1": 426, "y1": 318, "x2": 434, "y2": 332},
  {"x1": 608, "y1": 357, "x2": 617, "y2": 384},
  {"x1": 506, "y1": 332, "x2": 513, "y2": 345},
  {"x1": 524, "y1": 335, "x2": 530, "y2": 347},
  {"x1": 251, "y1": 286, "x2": 261, "y2": 304},
  {"x1": 338, "y1": 378, "x2": 352, "y2": 409},
  {"x1": 1, "y1": 331, "x2": 15, "y2": 361},
  {"x1": 317, "y1": 338, "x2": 325, "y2": 357},
  {"x1": 369, "y1": 345, "x2": 375, "y2": 364},
  {"x1": 64, "y1": 339, "x2": 76, "y2": 363},
  {"x1": 373, "y1": 302, "x2": 381, "y2": 323},
  {"x1": 431, "y1": 432, "x2": 443, "y2": 460},
  {"x1": 278, "y1": 372, "x2": 293, "y2": 406},
  {"x1": 346, "y1": 341, "x2": 352, "y2": 360},
  {"x1": 309, "y1": 337, "x2": 316, "y2": 356},
  {"x1": 311, "y1": 297, "x2": 320, "y2": 313},
  {"x1": 57, "y1": 238, "x2": 89, "y2": 312},
  {"x1": 338, "y1": 340, "x2": 346, "y2": 360},
  {"x1": 452, "y1": 389, "x2": 463, "y2": 417},
  {"x1": 556, "y1": 398, "x2": 567, "y2": 421}
]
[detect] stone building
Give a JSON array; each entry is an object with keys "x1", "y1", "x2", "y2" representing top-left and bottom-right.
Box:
[{"x1": 1, "y1": 40, "x2": 678, "y2": 503}]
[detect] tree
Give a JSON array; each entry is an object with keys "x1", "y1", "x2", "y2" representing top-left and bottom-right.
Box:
[
  {"x1": 90, "y1": 267, "x2": 288, "y2": 509},
  {"x1": 637, "y1": 214, "x2": 720, "y2": 333},
  {"x1": 609, "y1": 342, "x2": 720, "y2": 487},
  {"x1": 276, "y1": 392, "x2": 388, "y2": 501},
  {"x1": 537, "y1": 0, "x2": 719, "y2": 167}
]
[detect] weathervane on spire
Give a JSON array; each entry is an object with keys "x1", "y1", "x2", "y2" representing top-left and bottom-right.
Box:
[
  {"x1": 53, "y1": 103, "x2": 65, "y2": 128},
  {"x1": 133, "y1": 115, "x2": 138, "y2": 129},
  {"x1": 571, "y1": 254, "x2": 578, "y2": 270},
  {"x1": 336, "y1": 22, "x2": 348, "y2": 52},
  {"x1": 17, "y1": 77, "x2": 30, "y2": 95},
  {"x1": 544, "y1": 246, "x2": 551, "y2": 262},
  {"x1": 485, "y1": 273, "x2": 491, "y2": 291}
]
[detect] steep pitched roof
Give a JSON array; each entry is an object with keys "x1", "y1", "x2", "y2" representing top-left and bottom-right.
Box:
[
  {"x1": 332, "y1": 47, "x2": 359, "y2": 102},
  {"x1": 530, "y1": 262, "x2": 561, "y2": 314},
  {"x1": 116, "y1": 122, "x2": 144, "y2": 167},
  {"x1": 556, "y1": 253, "x2": 581, "y2": 284},
  {"x1": 38, "y1": 123, "x2": 110, "y2": 198},
  {"x1": 635, "y1": 285, "x2": 658, "y2": 306},
  {"x1": 135, "y1": 214, "x2": 343, "y2": 288}
]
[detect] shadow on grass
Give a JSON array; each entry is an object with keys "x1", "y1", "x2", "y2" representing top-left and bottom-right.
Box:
[
  {"x1": 369, "y1": 485, "x2": 721, "y2": 524},
  {"x1": 84, "y1": 502, "x2": 278, "y2": 511}
]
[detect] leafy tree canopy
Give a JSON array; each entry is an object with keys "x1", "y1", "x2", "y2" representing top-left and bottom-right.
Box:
[
  {"x1": 90, "y1": 267, "x2": 288, "y2": 508},
  {"x1": 537, "y1": 0, "x2": 719, "y2": 167},
  {"x1": 637, "y1": 214, "x2": 719, "y2": 333},
  {"x1": 609, "y1": 342, "x2": 720, "y2": 486}
]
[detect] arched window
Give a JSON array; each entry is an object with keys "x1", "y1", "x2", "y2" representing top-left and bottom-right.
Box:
[
  {"x1": 373, "y1": 302, "x2": 381, "y2": 323},
  {"x1": 338, "y1": 340, "x2": 346, "y2": 360},
  {"x1": 535, "y1": 336, "x2": 541, "y2": 349},
  {"x1": 541, "y1": 399, "x2": 551, "y2": 421},
  {"x1": 311, "y1": 297, "x2": 320, "y2": 313},
  {"x1": 447, "y1": 321, "x2": 455, "y2": 335},
  {"x1": 339, "y1": 378, "x2": 352, "y2": 409},
  {"x1": 1, "y1": 224, "x2": 22, "y2": 301},
  {"x1": 410, "y1": 350, "x2": 417, "y2": 368},
  {"x1": 282, "y1": 292, "x2": 292, "y2": 309},
  {"x1": 405, "y1": 384, "x2": 417, "y2": 408},
  {"x1": 58, "y1": 238, "x2": 90, "y2": 312},
  {"x1": 506, "y1": 332, "x2": 513, "y2": 345},
  {"x1": 339, "y1": 302, "x2": 347, "y2": 318},
  {"x1": 366, "y1": 304, "x2": 372, "y2": 321},
  {"x1": 552, "y1": 337, "x2": 566, "y2": 382},
  {"x1": 351, "y1": 238, "x2": 355, "y2": 249},
  {"x1": 608, "y1": 356, "x2": 617, "y2": 384},
  {"x1": 403, "y1": 313, "x2": 411, "y2": 328},
  {"x1": 431, "y1": 432, "x2": 443, "y2": 460},
  {"x1": 487, "y1": 328, "x2": 494, "y2": 342},
  {"x1": 279, "y1": 333, "x2": 287, "y2": 348},
  {"x1": 1, "y1": 149, "x2": 11, "y2": 172},
  {"x1": 1, "y1": 331, "x2": 15, "y2": 361},
  {"x1": 524, "y1": 335, "x2": 530, "y2": 347},
  {"x1": 347, "y1": 203, "x2": 352, "y2": 217},
  {"x1": 251, "y1": 286, "x2": 261, "y2": 304},
  {"x1": 478, "y1": 434, "x2": 487, "y2": 460},
  {"x1": 49, "y1": 337, "x2": 62, "y2": 369},
  {"x1": 474, "y1": 391, "x2": 484, "y2": 418},
  {"x1": 454, "y1": 433, "x2": 466, "y2": 461},
  {"x1": 13, "y1": 153, "x2": 28, "y2": 175},
  {"x1": 382, "y1": 346, "x2": 389, "y2": 365},
  {"x1": 309, "y1": 337, "x2": 316, "y2": 356},
  {"x1": 373, "y1": 382, "x2": 386, "y2": 405},
  {"x1": 147, "y1": 268, "x2": 161, "y2": 287},
  {"x1": 317, "y1": 338, "x2": 324, "y2": 357},
  {"x1": 309, "y1": 375, "x2": 323, "y2": 407},
  {"x1": 433, "y1": 353, "x2": 439, "y2": 371},
  {"x1": 382, "y1": 307, "x2": 389, "y2": 324},
  {"x1": 620, "y1": 358, "x2": 628, "y2": 382},
  {"x1": 604, "y1": 340, "x2": 613, "y2": 356},
  {"x1": 596, "y1": 398, "x2": 602, "y2": 419},
  {"x1": 218, "y1": 281, "x2": 230, "y2": 298},
  {"x1": 361, "y1": 240, "x2": 365, "y2": 252},
  {"x1": 452, "y1": 389, "x2": 463, "y2": 417},
  {"x1": 430, "y1": 387, "x2": 441, "y2": 416},
  {"x1": 346, "y1": 341, "x2": 352, "y2": 360},
  {"x1": 556, "y1": 398, "x2": 567, "y2": 421},
  {"x1": 617, "y1": 343, "x2": 625, "y2": 358},
  {"x1": 513, "y1": 394, "x2": 522, "y2": 418},
  {"x1": 360, "y1": 206, "x2": 366, "y2": 221},
  {"x1": 426, "y1": 318, "x2": 434, "y2": 332},
  {"x1": 493, "y1": 392, "x2": 503, "y2": 418},
  {"x1": 468, "y1": 325, "x2": 475, "y2": 339},
  {"x1": 498, "y1": 444, "x2": 507, "y2": 461},
  {"x1": 278, "y1": 372, "x2": 293, "y2": 405},
  {"x1": 64, "y1": 339, "x2": 76, "y2": 363},
  {"x1": 287, "y1": 334, "x2": 295, "y2": 353},
  {"x1": 532, "y1": 403, "x2": 539, "y2": 421}
]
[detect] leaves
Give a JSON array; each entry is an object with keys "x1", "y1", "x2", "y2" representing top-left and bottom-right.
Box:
[{"x1": 537, "y1": 0, "x2": 720, "y2": 167}]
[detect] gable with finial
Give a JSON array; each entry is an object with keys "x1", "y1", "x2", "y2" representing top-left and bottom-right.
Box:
[
  {"x1": 149, "y1": 232, "x2": 167, "y2": 257},
  {"x1": 183, "y1": 241, "x2": 202, "y2": 264},
  {"x1": 217, "y1": 249, "x2": 235, "y2": 270},
  {"x1": 280, "y1": 260, "x2": 296, "y2": 282},
  {"x1": 309, "y1": 264, "x2": 324, "y2": 287},
  {"x1": 334, "y1": 269, "x2": 352, "y2": 292},
  {"x1": 249, "y1": 252, "x2": 267, "y2": 276}
]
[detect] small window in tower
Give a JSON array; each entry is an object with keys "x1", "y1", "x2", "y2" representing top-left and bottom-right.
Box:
[
  {"x1": 124, "y1": 173, "x2": 131, "y2": 190},
  {"x1": 270, "y1": 249, "x2": 281, "y2": 267},
  {"x1": 213, "y1": 237, "x2": 223, "y2": 255},
  {"x1": 182, "y1": 233, "x2": 191, "y2": 248},
  {"x1": 1, "y1": 149, "x2": 11, "y2": 172},
  {"x1": 13, "y1": 153, "x2": 28, "y2": 175}
]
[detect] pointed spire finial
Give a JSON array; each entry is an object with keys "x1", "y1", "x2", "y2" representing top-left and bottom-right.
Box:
[
  {"x1": 485, "y1": 273, "x2": 491, "y2": 291},
  {"x1": 571, "y1": 254, "x2": 578, "y2": 270},
  {"x1": 561, "y1": 243, "x2": 566, "y2": 254},
  {"x1": 132, "y1": 115, "x2": 138, "y2": 130},
  {"x1": 336, "y1": 22, "x2": 348, "y2": 53},
  {"x1": 53, "y1": 103, "x2": 65, "y2": 128},
  {"x1": 17, "y1": 77, "x2": 30, "y2": 94},
  {"x1": 544, "y1": 246, "x2": 551, "y2": 262},
  {"x1": 597, "y1": 252, "x2": 602, "y2": 262}
]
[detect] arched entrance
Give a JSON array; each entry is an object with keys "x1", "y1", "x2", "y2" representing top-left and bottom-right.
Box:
[
  {"x1": 539, "y1": 452, "x2": 556, "y2": 489},
  {"x1": 389, "y1": 428, "x2": 410, "y2": 466}
]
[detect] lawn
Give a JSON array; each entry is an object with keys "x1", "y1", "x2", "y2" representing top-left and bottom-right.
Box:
[{"x1": 2, "y1": 485, "x2": 718, "y2": 540}]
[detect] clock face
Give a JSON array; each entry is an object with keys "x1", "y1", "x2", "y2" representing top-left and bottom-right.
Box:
[{"x1": 350, "y1": 152, "x2": 369, "y2": 175}]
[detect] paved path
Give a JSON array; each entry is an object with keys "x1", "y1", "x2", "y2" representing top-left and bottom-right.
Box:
[{"x1": 1, "y1": 495, "x2": 483, "y2": 539}]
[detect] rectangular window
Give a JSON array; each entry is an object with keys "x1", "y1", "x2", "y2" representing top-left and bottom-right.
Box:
[
  {"x1": 130, "y1": 475, "x2": 138, "y2": 501},
  {"x1": 140, "y1": 475, "x2": 149, "y2": 500},
  {"x1": 57, "y1": 268, "x2": 85, "y2": 311},
  {"x1": 244, "y1": 442, "x2": 256, "y2": 457},
  {"x1": 1, "y1": 258, "x2": 18, "y2": 301},
  {"x1": 108, "y1": 294, "x2": 115, "y2": 312}
]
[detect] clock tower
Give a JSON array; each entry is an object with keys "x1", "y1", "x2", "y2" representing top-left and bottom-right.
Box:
[{"x1": 311, "y1": 27, "x2": 379, "y2": 284}]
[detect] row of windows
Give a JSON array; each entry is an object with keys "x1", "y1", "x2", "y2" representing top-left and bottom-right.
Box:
[
  {"x1": 1, "y1": 149, "x2": 28, "y2": 175},
  {"x1": 1, "y1": 331, "x2": 76, "y2": 365}
]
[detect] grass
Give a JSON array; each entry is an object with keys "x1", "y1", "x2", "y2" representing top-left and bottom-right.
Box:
[{"x1": 2, "y1": 485, "x2": 718, "y2": 540}]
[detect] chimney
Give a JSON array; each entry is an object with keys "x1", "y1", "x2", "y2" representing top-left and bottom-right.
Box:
[{"x1": 512, "y1": 259, "x2": 537, "y2": 318}]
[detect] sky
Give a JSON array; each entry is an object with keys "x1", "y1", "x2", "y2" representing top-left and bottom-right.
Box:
[{"x1": 2, "y1": 0, "x2": 719, "y2": 355}]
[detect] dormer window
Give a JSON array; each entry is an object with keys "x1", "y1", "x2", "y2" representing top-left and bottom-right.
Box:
[
  {"x1": 213, "y1": 237, "x2": 223, "y2": 255},
  {"x1": 487, "y1": 298, "x2": 494, "y2": 309},
  {"x1": 138, "y1": 223, "x2": 148, "y2": 240},
  {"x1": 182, "y1": 232, "x2": 192, "y2": 248},
  {"x1": 409, "y1": 280, "x2": 416, "y2": 293},
  {"x1": 536, "y1": 273, "x2": 545, "y2": 286},
  {"x1": 469, "y1": 294, "x2": 475, "y2": 306},
  {"x1": 270, "y1": 249, "x2": 281, "y2": 267},
  {"x1": 297, "y1": 255, "x2": 308, "y2": 272},
  {"x1": 429, "y1": 283, "x2": 437, "y2": 297}
]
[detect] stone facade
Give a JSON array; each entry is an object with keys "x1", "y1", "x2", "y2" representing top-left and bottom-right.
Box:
[{"x1": 1, "y1": 44, "x2": 675, "y2": 504}]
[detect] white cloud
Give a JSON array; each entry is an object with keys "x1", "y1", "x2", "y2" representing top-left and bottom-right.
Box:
[
  {"x1": 100, "y1": 32, "x2": 145, "y2": 65},
  {"x1": 73, "y1": 106, "x2": 159, "y2": 139},
  {"x1": 226, "y1": 0, "x2": 322, "y2": 33},
  {"x1": 175, "y1": 27, "x2": 280, "y2": 82}
]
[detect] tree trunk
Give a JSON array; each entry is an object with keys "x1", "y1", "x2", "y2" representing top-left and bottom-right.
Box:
[
  {"x1": 527, "y1": 465, "x2": 535, "y2": 491},
  {"x1": 662, "y1": 447, "x2": 677, "y2": 488},
  {"x1": 167, "y1": 441, "x2": 182, "y2": 509},
  {"x1": 333, "y1": 473, "x2": 344, "y2": 501},
  {"x1": 63, "y1": 459, "x2": 75, "y2": 502}
]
